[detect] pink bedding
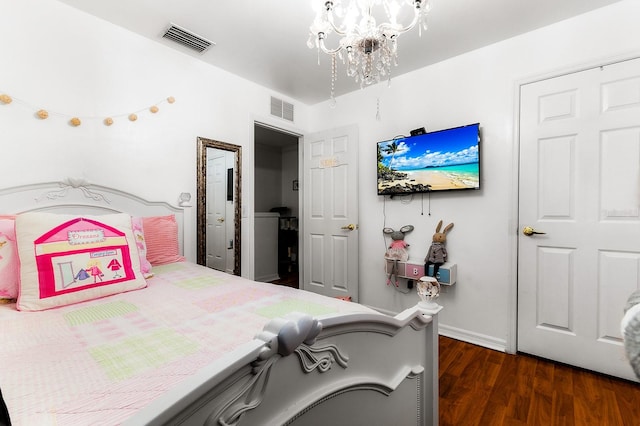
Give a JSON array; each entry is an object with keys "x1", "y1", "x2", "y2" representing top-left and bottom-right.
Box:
[{"x1": 0, "y1": 262, "x2": 373, "y2": 425}]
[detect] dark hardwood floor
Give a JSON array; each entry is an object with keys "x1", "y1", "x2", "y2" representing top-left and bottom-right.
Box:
[
  {"x1": 439, "y1": 336, "x2": 640, "y2": 425},
  {"x1": 269, "y1": 271, "x2": 299, "y2": 289}
]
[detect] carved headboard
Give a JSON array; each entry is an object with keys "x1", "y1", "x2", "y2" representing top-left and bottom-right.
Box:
[{"x1": 0, "y1": 178, "x2": 185, "y2": 254}]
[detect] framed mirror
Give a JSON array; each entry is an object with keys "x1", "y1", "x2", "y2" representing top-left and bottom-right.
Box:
[{"x1": 197, "y1": 137, "x2": 242, "y2": 275}]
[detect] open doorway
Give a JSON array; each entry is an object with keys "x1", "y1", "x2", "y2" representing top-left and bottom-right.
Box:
[{"x1": 253, "y1": 123, "x2": 300, "y2": 288}]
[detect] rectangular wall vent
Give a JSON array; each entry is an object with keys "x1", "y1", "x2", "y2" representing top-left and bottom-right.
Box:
[
  {"x1": 162, "y1": 23, "x2": 214, "y2": 53},
  {"x1": 270, "y1": 96, "x2": 294, "y2": 122}
]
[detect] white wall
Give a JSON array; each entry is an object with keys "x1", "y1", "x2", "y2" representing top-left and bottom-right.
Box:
[
  {"x1": 0, "y1": 0, "x2": 309, "y2": 276},
  {"x1": 281, "y1": 145, "x2": 300, "y2": 219},
  {"x1": 4, "y1": 0, "x2": 640, "y2": 351},
  {"x1": 308, "y1": 0, "x2": 640, "y2": 350},
  {"x1": 254, "y1": 144, "x2": 283, "y2": 212},
  {"x1": 254, "y1": 143, "x2": 299, "y2": 217}
]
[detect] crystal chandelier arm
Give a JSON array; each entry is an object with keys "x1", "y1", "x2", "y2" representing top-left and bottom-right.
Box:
[
  {"x1": 308, "y1": 0, "x2": 433, "y2": 104},
  {"x1": 379, "y1": 4, "x2": 422, "y2": 35},
  {"x1": 318, "y1": 34, "x2": 344, "y2": 55},
  {"x1": 326, "y1": 9, "x2": 351, "y2": 37}
]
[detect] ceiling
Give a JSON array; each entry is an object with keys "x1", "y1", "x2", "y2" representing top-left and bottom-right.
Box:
[{"x1": 56, "y1": 0, "x2": 622, "y2": 105}]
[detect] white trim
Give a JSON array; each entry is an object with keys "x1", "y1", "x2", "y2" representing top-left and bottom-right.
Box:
[
  {"x1": 439, "y1": 324, "x2": 508, "y2": 353},
  {"x1": 509, "y1": 50, "x2": 640, "y2": 355},
  {"x1": 248, "y1": 113, "x2": 306, "y2": 282},
  {"x1": 514, "y1": 50, "x2": 640, "y2": 89}
]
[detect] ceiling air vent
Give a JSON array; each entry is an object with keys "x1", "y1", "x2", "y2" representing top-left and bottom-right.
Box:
[
  {"x1": 162, "y1": 23, "x2": 214, "y2": 53},
  {"x1": 270, "y1": 96, "x2": 294, "y2": 122}
]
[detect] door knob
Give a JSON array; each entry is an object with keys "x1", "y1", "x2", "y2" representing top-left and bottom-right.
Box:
[
  {"x1": 522, "y1": 226, "x2": 545, "y2": 236},
  {"x1": 341, "y1": 224, "x2": 358, "y2": 231},
  {"x1": 217, "y1": 217, "x2": 225, "y2": 223}
]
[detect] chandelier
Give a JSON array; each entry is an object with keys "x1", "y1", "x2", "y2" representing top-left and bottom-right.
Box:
[{"x1": 308, "y1": 0, "x2": 431, "y2": 102}]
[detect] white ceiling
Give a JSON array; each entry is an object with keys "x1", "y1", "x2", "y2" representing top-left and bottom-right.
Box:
[{"x1": 56, "y1": 0, "x2": 622, "y2": 105}]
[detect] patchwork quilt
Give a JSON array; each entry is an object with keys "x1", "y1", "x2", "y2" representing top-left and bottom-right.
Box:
[{"x1": 0, "y1": 262, "x2": 373, "y2": 425}]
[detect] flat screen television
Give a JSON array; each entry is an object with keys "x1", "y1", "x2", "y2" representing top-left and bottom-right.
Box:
[{"x1": 377, "y1": 123, "x2": 480, "y2": 195}]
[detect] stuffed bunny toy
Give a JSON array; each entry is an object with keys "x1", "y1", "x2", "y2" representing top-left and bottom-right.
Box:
[
  {"x1": 383, "y1": 225, "x2": 414, "y2": 286},
  {"x1": 425, "y1": 220, "x2": 454, "y2": 280}
]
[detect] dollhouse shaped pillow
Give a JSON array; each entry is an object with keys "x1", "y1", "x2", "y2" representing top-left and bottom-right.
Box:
[{"x1": 15, "y1": 212, "x2": 147, "y2": 311}]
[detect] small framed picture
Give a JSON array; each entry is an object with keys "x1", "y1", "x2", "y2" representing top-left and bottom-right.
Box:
[{"x1": 293, "y1": 180, "x2": 299, "y2": 191}]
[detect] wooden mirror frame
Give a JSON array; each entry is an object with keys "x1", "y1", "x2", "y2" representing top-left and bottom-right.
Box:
[{"x1": 196, "y1": 137, "x2": 242, "y2": 275}]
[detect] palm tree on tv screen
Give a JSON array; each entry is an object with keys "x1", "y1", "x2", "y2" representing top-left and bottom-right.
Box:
[{"x1": 383, "y1": 141, "x2": 400, "y2": 170}]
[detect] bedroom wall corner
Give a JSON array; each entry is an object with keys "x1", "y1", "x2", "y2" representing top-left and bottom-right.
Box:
[
  {"x1": 307, "y1": 0, "x2": 640, "y2": 351},
  {"x1": 0, "y1": 0, "x2": 311, "y2": 267}
]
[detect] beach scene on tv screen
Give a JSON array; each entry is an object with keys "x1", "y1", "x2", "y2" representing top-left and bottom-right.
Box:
[{"x1": 377, "y1": 125, "x2": 480, "y2": 194}]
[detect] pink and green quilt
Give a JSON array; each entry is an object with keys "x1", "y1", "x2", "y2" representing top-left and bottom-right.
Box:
[{"x1": 0, "y1": 261, "x2": 372, "y2": 425}]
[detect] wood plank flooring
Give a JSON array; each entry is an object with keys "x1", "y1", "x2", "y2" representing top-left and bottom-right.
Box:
[
  {"x1": 269, "y1": 271, "x2": 299, "y2": 289},
  {"x1": 439, "y1": 336, "x2": 640, "y2": 425}
]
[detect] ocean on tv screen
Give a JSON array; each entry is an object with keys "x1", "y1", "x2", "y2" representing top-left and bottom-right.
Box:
[{"x1": 377, "y1": 123, "x2": 480, "y2": 194}]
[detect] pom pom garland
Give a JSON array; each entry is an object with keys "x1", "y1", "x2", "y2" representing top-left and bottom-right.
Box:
[{"x1": 0, "y1": 90, "x2": 175, "y2": 127}]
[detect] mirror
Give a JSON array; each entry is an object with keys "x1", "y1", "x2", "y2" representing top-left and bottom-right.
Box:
[{"x1": 197, "y1": 137, "x2": 242, "y2": 275}]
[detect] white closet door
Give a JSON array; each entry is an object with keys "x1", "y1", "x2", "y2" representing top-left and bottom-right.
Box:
[{"x1": 518, "y1": 57, "x2": 640, "y2": 381}]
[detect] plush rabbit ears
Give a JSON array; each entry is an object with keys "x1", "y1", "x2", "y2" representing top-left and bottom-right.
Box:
[{"x1": 435, "y1": 220, "x2": 454, "y2": 233}]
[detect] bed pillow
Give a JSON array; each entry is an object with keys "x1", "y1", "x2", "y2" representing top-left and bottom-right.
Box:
[
  {"x1": 15, "y1": 212, "x2": 148, "y2": 311},
  {"x1": 131, "y1": 216, "x2": 153, "y2": 278},
  {"x1": 0, "y1": 218, "x2": 19, "y2": 300},
  {"x1": 142, "y1": 214, "x2": 185, "y2": 265}
]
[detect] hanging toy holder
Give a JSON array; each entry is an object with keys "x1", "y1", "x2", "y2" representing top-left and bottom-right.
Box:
[{"x1": 383, "y1": 225, "x2": 414, "y2": 287}]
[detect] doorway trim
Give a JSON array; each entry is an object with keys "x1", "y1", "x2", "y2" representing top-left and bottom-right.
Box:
[
  {"x1": 509, "y1": 51, "x2": 640, "y2": 355},
  {"x1": 247, "y1": 114, "x2": 304, "y2": 281}
]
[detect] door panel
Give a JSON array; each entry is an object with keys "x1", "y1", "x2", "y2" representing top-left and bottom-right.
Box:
[
  {"x1": 518, "y1": 58, "x2": 640, "y2": 381},
  {"x1": 303, "y1": 126, "x2": 359, "y2": 300},
  {"x1": 206, "y1": 154, "x2": 227, "y2": 271}
]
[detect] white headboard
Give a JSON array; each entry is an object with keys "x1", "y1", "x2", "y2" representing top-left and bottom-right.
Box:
[{"x1": 0, "y1": 179, "x2": 185, "y2": 254}]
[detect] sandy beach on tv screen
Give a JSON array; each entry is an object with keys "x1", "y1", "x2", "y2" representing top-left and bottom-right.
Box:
[{"x1": 380, "y1": 169, "x2": 477, "y2": 191}]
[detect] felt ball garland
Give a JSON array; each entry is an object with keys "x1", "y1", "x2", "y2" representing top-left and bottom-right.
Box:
[{"x1": 0, "y1": 92, "x2": 176, "y2": 127}]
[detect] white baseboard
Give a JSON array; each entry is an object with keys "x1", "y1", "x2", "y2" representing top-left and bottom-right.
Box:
[
  {"x1": 365, "y1": 304, "x2": 509, "y2": 353},
  {"x1": 439, "y1": 323, "x2": 508, "y2": 353},
  {"x1": 257, "y1": 274, "x2": 280, "y2": 283}
]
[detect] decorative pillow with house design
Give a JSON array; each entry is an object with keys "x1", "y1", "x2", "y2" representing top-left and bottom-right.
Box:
[{"x1": 15, "y1": 212, "x2": 147, "y2": 311}]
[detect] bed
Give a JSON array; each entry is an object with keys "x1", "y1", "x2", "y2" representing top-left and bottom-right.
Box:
[{"x1": 0, "y1": 179, "x2": 441, "y2": 426}]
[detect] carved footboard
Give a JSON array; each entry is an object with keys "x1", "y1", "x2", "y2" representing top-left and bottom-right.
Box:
[{"x1": 126, "y1": 304, "x2": 440, "y2": 426}]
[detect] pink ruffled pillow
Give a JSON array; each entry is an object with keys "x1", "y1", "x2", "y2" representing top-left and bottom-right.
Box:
[
  {"x1": 142, "y1": 215, "x2": 185, "y2": 266},
  {"x1": 0, "y1": 217, "x2": 19, "y2": 300},
  {"x1": 131, "y1": 216, "x2": 153, "y2": 278}
]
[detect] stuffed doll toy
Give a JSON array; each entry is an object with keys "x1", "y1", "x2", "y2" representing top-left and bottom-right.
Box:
[
  {"x1": 383, "y1": 225, "x2": 414, "y2": 287},
  {"x1": 425, "y1": 220, "x2": 454, "y2": 280}
]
